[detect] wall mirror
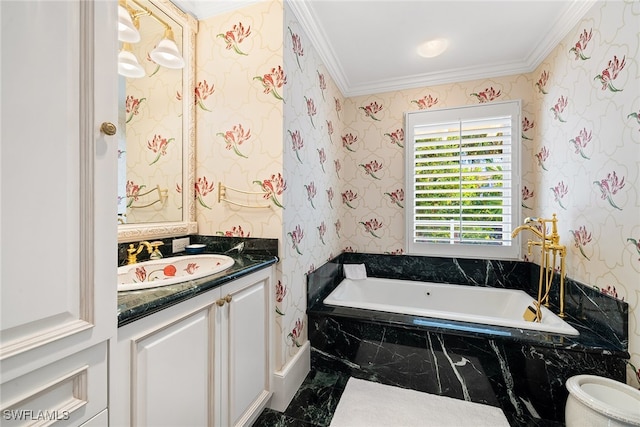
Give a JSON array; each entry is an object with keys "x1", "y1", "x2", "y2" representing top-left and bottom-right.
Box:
[{"x1": 117, "y1": 0, "x2": 197, "y2": 243}]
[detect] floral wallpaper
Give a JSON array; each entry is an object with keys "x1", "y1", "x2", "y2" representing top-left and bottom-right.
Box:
[
  {"x1": 530, "y1": 1, "x2": 639, "y2": 385},
  {"x1": 336, "y1": 1, "x2": 639, "y2": 386},
  {"x1": 118, "y1": 10, "x2": 184, "y2": 224},
  {"x1": 280, "y1": 7, "x2": 345, "y2": 362},
  {"x1": 195, "y1": 0, "x2": 639, "y2": 386},
  {"x1": 195, "y1": 1, "x2": 289, "y2": 368}
]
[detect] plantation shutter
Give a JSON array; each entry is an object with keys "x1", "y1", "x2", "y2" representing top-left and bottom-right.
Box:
[{"x1": 405, "y1": 101, "x2": 521, "y2": 259}]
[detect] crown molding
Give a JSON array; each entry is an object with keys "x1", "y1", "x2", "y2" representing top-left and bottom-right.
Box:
[
  {"x1": 287, "y1": 0, "x2": 351, "y2": 96},
  {"x1": 289, "y1": 0, "x2": 596, "y2": 98},
  {"x1": 523, "y1": 0, "x2": 597, "y2": 71},
  {"x1": 344, "y1": 61, "x2": 535, "y2": 98}
]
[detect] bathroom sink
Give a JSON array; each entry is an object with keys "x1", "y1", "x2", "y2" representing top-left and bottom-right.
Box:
[{"x1": 118, "y1": 254, "x2": 235, "y2": 291}]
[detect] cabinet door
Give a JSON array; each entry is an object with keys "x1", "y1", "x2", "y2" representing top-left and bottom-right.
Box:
[
  {"x1": 131, "y1": 307, "x2": 214, "y2": 426},
  {"x1": 0, "y1": 0, "x2": 117, "y2": 423},
  {"x1": 220, "y1": 268, "x2": 274, "y2": 426}
]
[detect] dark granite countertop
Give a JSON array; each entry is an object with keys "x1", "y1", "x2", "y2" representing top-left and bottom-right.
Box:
[{"x1": 118, "y1": 253, "x2": 277, "y2": 327}]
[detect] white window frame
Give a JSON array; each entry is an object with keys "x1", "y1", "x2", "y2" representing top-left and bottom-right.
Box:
[{"x1": 405, "y1": 100, "x2": 522, "y2": 260}]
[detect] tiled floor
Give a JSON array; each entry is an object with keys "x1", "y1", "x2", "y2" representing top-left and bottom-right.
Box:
[
  {"x1": 252, "y1": 352, "x2": 563, "y2": 427},
  {"x1": 252, "y1": 364, "x2": 349, "y2": 426}
]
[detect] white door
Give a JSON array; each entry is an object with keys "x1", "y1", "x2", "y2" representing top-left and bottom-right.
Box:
[{"x1": 0, "y1": 0, "x2": 117, "y2": 424}]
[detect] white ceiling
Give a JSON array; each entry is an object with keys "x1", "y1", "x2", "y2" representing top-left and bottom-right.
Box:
[{"x1": 172, "y1": 0, "x2": 595, "y2": 97}]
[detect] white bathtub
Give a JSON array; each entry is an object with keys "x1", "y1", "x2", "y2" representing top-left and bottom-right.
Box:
[{"x1": 323, "y1": 277, "x2": 579, "y2": 336}]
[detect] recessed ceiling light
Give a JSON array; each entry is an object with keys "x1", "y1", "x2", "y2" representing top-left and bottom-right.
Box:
[{"x1": 417, "y1": 38, "x2": 449, "y2": 58}]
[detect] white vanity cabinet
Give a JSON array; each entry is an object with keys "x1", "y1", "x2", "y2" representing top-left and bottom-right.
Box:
[
  {"x1": 1, "y1": 0, "x2": 117, "y2": 425},
  {"x1": 111, "y1": 266, "x2": 275, "y2": 427}
]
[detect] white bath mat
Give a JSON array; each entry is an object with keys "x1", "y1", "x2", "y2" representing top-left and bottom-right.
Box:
[{"x1": 329, "y1": 377, "x2": 510, "y2": 427}]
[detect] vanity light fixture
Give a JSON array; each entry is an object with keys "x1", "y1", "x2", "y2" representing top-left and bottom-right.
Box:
[
  {"x1": 417, "y1": 38, "x2": 449, "y2": 58},
  {"x1": 118, "y1": 43, "x2": 146, "y2": 78},
  {"x1": 117, "y1": 0, "x2": 185, "y2": 78},
  {"x1": 150, "y1": 27, "x2": 185, "y2": 69},
  {"x1": 118, "y1": 1, "x2": 140, "y2": 42}
]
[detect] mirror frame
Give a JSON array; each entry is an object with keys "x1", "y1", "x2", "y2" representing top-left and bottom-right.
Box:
[{"x1": 118, "y1": 0, "x2": 198, "y2": 243}]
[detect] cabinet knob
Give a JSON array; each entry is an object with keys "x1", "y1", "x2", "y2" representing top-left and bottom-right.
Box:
[
  {"x1": 100, "y1": 122, "x2": 117, "y2": 136},
  {"x1": 215, "y1": 295, "x2": 232, "y2": 307}
]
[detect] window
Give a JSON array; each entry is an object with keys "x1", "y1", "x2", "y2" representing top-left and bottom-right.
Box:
[{"x1": 405, "y1": 100, "x2": 521, "y2": 260}]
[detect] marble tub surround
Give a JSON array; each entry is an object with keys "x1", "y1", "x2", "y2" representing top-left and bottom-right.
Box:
[
  {"x1": 306, "y1": 253, "x2": 629, "y2": 424},
  {"x1": 308, "y1": 319, "x2": 617, "y2": 425},
  {"x1": 118, "y1": 252, "x2": 277, "y2": 327},
  {"x1": 309, "y1": 252, "x2": 628, "y2": 352},
  {"x1": 117, "y1": 235, "x2": 278, "y2": 266}
]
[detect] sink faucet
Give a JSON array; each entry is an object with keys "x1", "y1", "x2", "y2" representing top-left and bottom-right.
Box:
[
  {"x1": 127, "y1": 241, "x2": 153, "y2": 265},
  {"x1": 149, "y1": 241, "x2": 164, "y2": 260},
  {"x1": 512, "y1": 214, "x2": 567, "y2": 321}
]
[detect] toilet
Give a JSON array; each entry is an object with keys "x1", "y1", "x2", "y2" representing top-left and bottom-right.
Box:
[{"x1": 565, "y1": 374, "x2": 640, "y2": 426}]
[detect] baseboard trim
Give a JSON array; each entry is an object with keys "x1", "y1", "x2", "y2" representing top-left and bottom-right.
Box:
[{"x1": 268, "y1": 341, "x2": 310, "y2": 412}]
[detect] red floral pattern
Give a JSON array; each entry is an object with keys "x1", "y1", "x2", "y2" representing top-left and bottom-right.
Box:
[
  {"x1": 535, "y1": 70, "x2": 549, "y2": 94},
  {"x1": 195, "y1": 176, "x2": 215, "y2": 209},
  {"x1": 411, "y1": 94, "x2": 438, "y2": 109},
  {"x1": 218, "y1": 22, "x2": 251, "y2": 55},
  {"x1": 254, "y1": 173, "x2": 286, "y2": 208},
  {"x1": 195, "y1": 80, "x2": 216, "y2": 111},
  {"x1": 254, "y1": 66, "x2": 287, "y2": 101},
  {"x1": 595, "y1": 55, "x2": 626, "y2": 92},
  {"x1": 570, "y1": 29, "x2": 592, "y2": 60},
  {"x1": 217, "y1": 124, "x2": 251, "y2": 158},
  {"x1": 470, "y1": 87, "x2": 501, "y2": 103}
]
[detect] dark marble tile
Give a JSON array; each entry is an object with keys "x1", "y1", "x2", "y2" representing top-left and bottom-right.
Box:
[
  {"x1": 192, "y1": 235, "x2": 279, "y2": 258},
  {"x1": 308, "y1": 351, "x2": 564, "y2": 427},
  {"x1": 255, "y1": 357, "x2": 565, "y2": 427},
  {"x1": 281, "y1": 372, "x2": 345, "y2": 426},
  {"x1": 339, "y1": 252, "x2": 532, "y2": 290},
  {"x1": 307, "y1": 309, "x2": 627, "y2": 425},
  {"x1": 118, "y1": 235, "x2": 278, "y2": 266},
  {"x1": 253, "y1": 367, "x2": 349, "y2": 427},
  {"x1": 252, "y1": 409, "x2": 315, "y2": 427},
  {"x1": 310, "y1": 252, "x2": 628, "y2": 354}
]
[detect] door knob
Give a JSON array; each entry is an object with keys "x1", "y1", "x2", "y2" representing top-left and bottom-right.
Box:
[{"x1": 100, "y1": 122, "x2": 117, "y2": 136}]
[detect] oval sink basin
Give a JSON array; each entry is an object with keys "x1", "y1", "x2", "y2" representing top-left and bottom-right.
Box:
[{"x1": 118, "y1": 254, "x2": 235, "y2": 291}]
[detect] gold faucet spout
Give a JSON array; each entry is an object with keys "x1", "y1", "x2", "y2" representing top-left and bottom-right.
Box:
[
  {"x1": 126, "y1": 241, "x2": 154, "y2": 265},
  {"x1": 514, "y1": 213, "x2": 567, "y2": 321},
  {"x1": 511, "y1": 224, "x2": 544, "y2": 240},
  {"x1": 139, "y1": 241, "x2": 153, "y2": 252}
]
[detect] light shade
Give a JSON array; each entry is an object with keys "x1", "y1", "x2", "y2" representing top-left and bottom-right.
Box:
[
  {"x1": 150, "y1": 28, "x2": 185, "y2": 69},
  {"x1": 118, "y1": 44, "x2": 145, "y2": 78},
  {"x1": 417, "y1": 38, "x2": 449, "y2": 58},
  {"x1": 118, "y1": 5, "x2": 140, "y2": 43}
]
